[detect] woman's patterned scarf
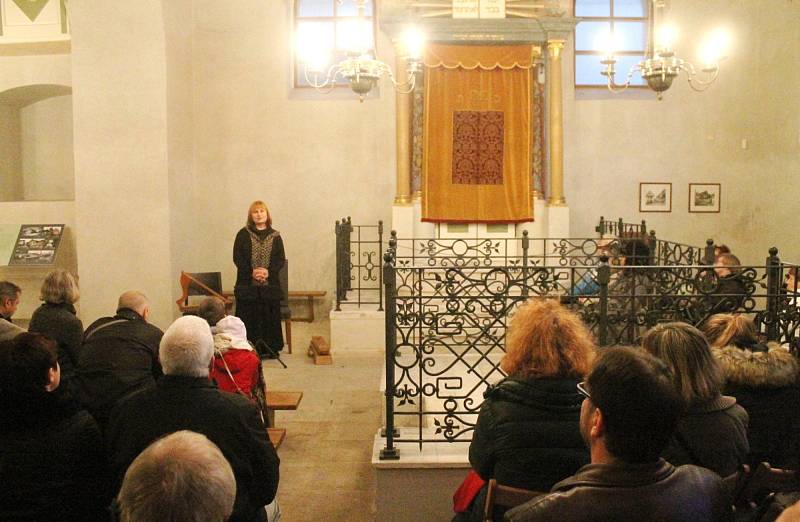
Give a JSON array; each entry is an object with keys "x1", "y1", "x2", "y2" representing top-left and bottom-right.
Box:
[{"x1": 248, "y1": 228, "x2": 279, "y2": 285}]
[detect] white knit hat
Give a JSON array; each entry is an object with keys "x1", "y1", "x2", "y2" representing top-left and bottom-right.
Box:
[{"x1": 214, "y1": 315, "x2": 252, "y2": 351}]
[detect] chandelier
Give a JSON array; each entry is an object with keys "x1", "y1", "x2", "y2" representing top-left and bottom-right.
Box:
[
  {"x1": 599, "y1": 0, "x2": 729, "y2": 100},
  {"x1": 296, "y1": 0, "x2": 424, "y2": 101}
]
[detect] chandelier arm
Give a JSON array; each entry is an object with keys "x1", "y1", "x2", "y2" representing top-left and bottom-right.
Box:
[
  {"x1": 303, "y1": 63, "x2": 342, "y2": 93},
  {"x1": 681, "y1": 62, "x2": 720, "y2": 91},
  {"x1": 605, "y1": 64, "x2": 639, "y2": 93}
]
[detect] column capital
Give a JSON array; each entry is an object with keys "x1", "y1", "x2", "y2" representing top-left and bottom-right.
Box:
[{"x1": 546, "y1": 39, "x2": 565, "y2": 58}]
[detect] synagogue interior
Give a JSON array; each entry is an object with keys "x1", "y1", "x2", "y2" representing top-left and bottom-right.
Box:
[{"x1": 1, "y1": 0, "x2": 800, "y2": 520}]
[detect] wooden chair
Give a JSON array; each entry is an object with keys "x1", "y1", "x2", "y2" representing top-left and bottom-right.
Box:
[
  {"x1": 733, "y1": 462, "x2": 799, "y2": 510},
  {"x1": 483, "y1": 479, "x2": 545, "y2": 522},
  {"x1": 176, "y1": 271, "x2": 232, "y2": 314}
]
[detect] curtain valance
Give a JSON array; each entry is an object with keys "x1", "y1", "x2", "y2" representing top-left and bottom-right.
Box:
[{"x1": 423, "y1": 44, "x2": 535, "y2": 70}]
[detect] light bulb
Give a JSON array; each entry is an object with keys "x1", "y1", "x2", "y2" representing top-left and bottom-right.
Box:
[
  {"x1": 402, "y1": 26, "x2": 425, "y2": 61},
  {"x1": 596, "y1": 30, "x2": 618, "y2": 60},
  {"x1": 296, "y1": 23, "x2": 333, "y2": 72},
  {"x1": 656, "y1": 24, "x2": 678, "y2": 52},
  {"x1": 698, "y1": 27, "x2": 730, "y2": 69}
]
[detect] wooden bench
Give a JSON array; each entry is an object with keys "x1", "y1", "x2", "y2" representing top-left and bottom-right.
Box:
[
  {"x1": 265, "y1": 390, "x2": 303, "y2": 428},
  {"x1": 288, "y1": 290, "x2": 327, "y2": 322},
  {"x1": 267, "y1": 427, "x2": 286, "y2": 449},
  {"x1": 308, "y1": 335, "x2": 332, "y2": 365}
]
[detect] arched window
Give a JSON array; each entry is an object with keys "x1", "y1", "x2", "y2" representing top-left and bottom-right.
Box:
[
  {"x1": 293, "y1": 0, "x2": 376, "y2": 88},
  {"x1": 574, "y1": 0, "x2": 647, "y2": 87}
]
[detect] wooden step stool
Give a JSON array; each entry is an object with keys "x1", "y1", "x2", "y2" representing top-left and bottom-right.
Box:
[{"x1": 307, "y1": 335, "x2": 332, "y2": 365}]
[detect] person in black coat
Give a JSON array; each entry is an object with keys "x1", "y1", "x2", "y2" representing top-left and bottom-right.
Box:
[
  {"x1": 233, "y1": 200, "x2": 285, "y2": 358},
  {"x1": 643, "y1": 322, "x2": 749, "y2": 477},
  {"x1": 704, "y1": 313, "x2": 800, "y2": 469},
  {"x1": 76, "y1": 290, "x2": 163, "y2": 431},
  {"x1": 108, "y1": 316, "x2": 279, "y2": 522},
  {"x1": 29, "y1": 269, "x2": 83, "y2": 395},
  {"x1": 0, "y1": 333, "x2": 110, "y2": 521},
  {"x1": 464, "y1": 299, "x2": 594, "y2": 521}
]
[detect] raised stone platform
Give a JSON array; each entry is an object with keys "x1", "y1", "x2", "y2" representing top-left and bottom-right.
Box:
[{"x1": 329, "y1": 308, "x2": 385, "y2": 351}]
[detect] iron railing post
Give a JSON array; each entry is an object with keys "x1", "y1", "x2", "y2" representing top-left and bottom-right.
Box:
[
  {"x1": 596, "y1": 216, "x2": 605, "y2": 236},
  {"x1": 598, "y1": 257, "x2": 610, "y2": 346},
  {"x1": 378, "y1": 220, "x2": 384, "y2": 311},
  {"x1": 766, "y1": 247, "x2": 781, "y2": 342},
  {"x1": 335, "y1": 220, "x2": 343, "y2": 311},
  {"x1": 704, "y1": 239, "x2": 716, "y2": 265},
  {"x1": 345, "y1": 217, "x2": 353, "y2": 292},
  {"x1": 380, "y1": 250, "x2": 400, "y2": 460},
  {"x1": 522, "y1": 230, "x2": 529, "y2": 297}
]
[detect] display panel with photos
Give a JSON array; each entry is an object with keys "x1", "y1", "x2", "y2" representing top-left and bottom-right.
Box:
[{"x1": 9, "y1": 224, "x2": 64, "y2": 265}]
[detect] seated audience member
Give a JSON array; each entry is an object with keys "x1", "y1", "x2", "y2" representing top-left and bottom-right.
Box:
[
  {"x1": 642, "y1": 322, "x2": 749, "y2": 476},
  {"x1": 0, "y1": 333, "x2": 109, "y2": 521},
  {"x1": 29, "y1": 269, "x2": 83, "y2": 391},
  {"x1": 199, "y1": 296, "x2": 262, "y2": 403},
  {"x1": 116, "y1": 430, "x2": 236, "y2": 522},
  {"x1": 463, "y1": 299, "x2": 593, "y2": 521},
  {"x1": 108, "y1": 315, "x2": 279, "y2": 522},
  {"x1": 0, "y1": 280, "x2": 24, "y2": 341},
  {"x1": 703, "y1": 314, "x2": 800, "y2": 469},
  {"x1": 714, "y1": 244, "x2": 731, "y2": 263},
  {"x1": 505, "y1": 347, "x2": 731, "y2": 522},
  {"x1": 708, "y1": 253, "x2": 747, "y2": 314},
  {"x1": 562, "y1": 238, "x2": 616, "y2": 302},
  {"x1": 76, "y1": 290, "x2": 163, "y2": 430},
  {"x1": 607, "y1": 239, "x2": 652, "y2": 343}
]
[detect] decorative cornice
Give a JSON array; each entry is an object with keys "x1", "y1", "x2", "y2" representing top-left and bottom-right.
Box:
[{"x1": 381, "y1": 17, "x2": 578, "y2": 44}]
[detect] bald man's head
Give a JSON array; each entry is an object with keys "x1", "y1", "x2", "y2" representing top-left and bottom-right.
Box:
[{"x1": 118, "y1": 291, "x2": 150, "y2": 320}]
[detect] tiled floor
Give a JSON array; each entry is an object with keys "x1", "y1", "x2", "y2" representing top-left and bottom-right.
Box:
[{"x1": 263, "y1": 320, "x2": 382, "y2": 521}]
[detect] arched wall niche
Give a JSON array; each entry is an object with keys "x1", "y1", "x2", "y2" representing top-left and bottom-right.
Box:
[{"x1": 0, "y1": 83, "x2": 75, "y2": 202}]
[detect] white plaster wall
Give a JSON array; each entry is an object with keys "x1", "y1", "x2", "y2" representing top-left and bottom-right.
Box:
[
  {"x1": 563, "y1": 0, "x2": 800, "y2": 266},
  {"x1": 0, "y1": 54, "x2": 71, "y2": 94},
  {"x1": 164, "y1": 0, "x2": 395, "y2": 308},
  {"x1": 69, "y1": 0, "x2": 175, "y2": 329},
  {"x1": 0, "y1": 104, "x2": 22, "y2": 201},
  {"x1": 21, "y1": 94, "x2": 75, "y2": 201}
]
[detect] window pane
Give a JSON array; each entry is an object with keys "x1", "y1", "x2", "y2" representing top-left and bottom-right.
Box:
[
  {"x1": 613, "y1": 0, "x2": 646, "y2": 17},
  {"x1": 575, "y1": 54, "x2": 607, "y2": 85},
  {"x1": 615, "y1": 54, "x2": 646, "y2": 85},
  {"x1": 575, "y1": 0, "x2": 610, "y2": 17},
  {"x1": 297, "y1": 0, "x2": 334, "y2": 17},
  {"x1": 575, "y1": 21, "x2": 611, "y2": 52},
  {"x1": 614, "y1": 21, "x2": 646, "y2": 51},
  {"x1": 337, "y1": 0, "x2": 373, "y2": 16}
]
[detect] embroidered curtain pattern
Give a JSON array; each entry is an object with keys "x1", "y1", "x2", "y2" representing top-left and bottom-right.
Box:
[
  {"x1": 452, "y1": 111, "x2": 504, "y2": 185},
  {"x1": 422, "y1": 44, "x2": 533, "y2": 223}
]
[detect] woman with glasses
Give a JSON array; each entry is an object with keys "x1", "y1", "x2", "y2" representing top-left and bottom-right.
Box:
[
  {"x1": 460, "y1": 299, "x2": 595, "y2": 521},
  {"x1": 642, "y1": 322, "x2": 749, "y2": 476}
]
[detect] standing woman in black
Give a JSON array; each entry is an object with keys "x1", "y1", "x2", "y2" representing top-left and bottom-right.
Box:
[{"x1": 233, "y1": 200, "x2": 285, "y2": 358}]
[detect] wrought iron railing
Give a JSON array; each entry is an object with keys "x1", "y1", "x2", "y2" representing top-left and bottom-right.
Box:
[
  {"x1": 596, "y1": 216, "x2": 649, "y2": 238},
  {"x1": 335, "y1": 217, "x2": 384, "y2": 311},
  {"x1": 379, "y1": 245, "x2": 800, "y2": 457}
]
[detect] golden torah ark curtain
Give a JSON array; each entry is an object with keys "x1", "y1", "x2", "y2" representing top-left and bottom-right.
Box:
[{"x1": 422, "y1": 44, "x2": 534, "y2": 223}]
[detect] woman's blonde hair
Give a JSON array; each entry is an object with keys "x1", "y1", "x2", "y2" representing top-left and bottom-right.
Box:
[
  {"x1": 40, "y1": 269, "x2": 79, "y2": 304},
  {"x1": 246, "y1": 200, "x2": 271, "y2": 228},
  {"x1": 641, "y1": 322, "x2": 723, "y2": 406},
  {"x1": 501, "y1": 299, "x2": 595, "y2": 378},
  {"x1": 701, "y1": 314, "x2": 758, "y2": 349}
]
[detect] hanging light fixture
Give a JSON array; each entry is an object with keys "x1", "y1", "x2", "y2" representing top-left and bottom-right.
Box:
[
  {"x1": 599, "y1": 0, "x2": 729, "y2": 100},
  {"x1": 296, "y1": 0, "x2": 424, "y2": 102}
]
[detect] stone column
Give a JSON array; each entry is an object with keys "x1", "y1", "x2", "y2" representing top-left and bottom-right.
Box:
[
  {"x1": 546, "y1": 39, "x2": 566, "y2": 206},
  {"x1": 394, "y1": 48, "x2": 412, "y2": 205}
]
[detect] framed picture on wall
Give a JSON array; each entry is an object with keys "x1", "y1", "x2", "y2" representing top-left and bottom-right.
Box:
[
  {"x1": 639, "y1": 182, "x2": 672, "y2": 213},
  {"x1": 689, "y1": 183, "x2": 721, "y2": 213},
  {"x1": 9, "y1": 224, "x2": 64, "y2": 265}
]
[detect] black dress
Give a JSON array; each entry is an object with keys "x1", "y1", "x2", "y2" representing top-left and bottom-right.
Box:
[{"x1": 233, "y1": 225, "x2": 285, "y2": 355}]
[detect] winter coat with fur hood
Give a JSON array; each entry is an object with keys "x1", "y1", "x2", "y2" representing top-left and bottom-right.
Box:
[{"x1": 713, "y1": 342, "x2": 800, "y2": 469}]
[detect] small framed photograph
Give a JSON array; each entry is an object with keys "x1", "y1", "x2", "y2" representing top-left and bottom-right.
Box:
[
  {"x1": 639, "y1": 182, "x2": 672, "y2": 213},
  {"x1": 689, "y1": 183, "x2": 721, "y2": 213}
]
